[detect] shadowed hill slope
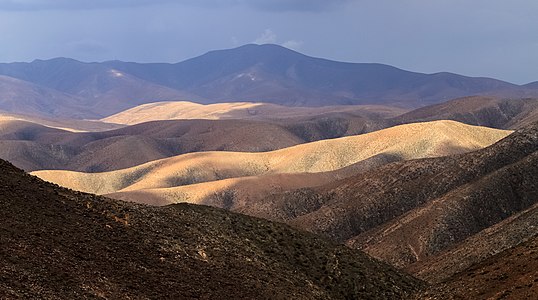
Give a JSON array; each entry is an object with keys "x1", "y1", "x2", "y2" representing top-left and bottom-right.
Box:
[
  {"x1": 406, "y1": 201, "x2": 538, "y2": 284},
  {"x1": 392, "y1": 96, "x2": 538, "y2": 129},
  {"x1": 349, "y1": 148, "x2": 538, "y2": 268},
  {"x1": 0, "y1": 75, "x2": 95, "y2": 119},
  {"x1": 32, "y1": 120, "x2": 510, "y2": 197},
  {"x1": 416, "y1": 226, "x2": 538, "y2": 299},
  {"x1": 0, "y1": 119, "x2": 309, "y2": 172},
  {"x1": 0, "y1": 116, "x2": 388, "y2": 172},
  {"x1": 232, "y1": 121, "x2": 538, "y2": 296},
  {"x1": 0, "y1": 159, "x2": 423, "y2": 299}
]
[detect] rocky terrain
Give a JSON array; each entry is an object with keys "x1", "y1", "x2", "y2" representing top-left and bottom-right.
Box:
[
  {"x1": 418, "y1": 233, "x2": 538, "y2": 299},
  {"x1": 0, "y1": 158, "x2": 423, "y2": 299},
  {"x1": 212, "y1": 120, "x2": 537, "y2": 299},
  {"x1": 393, "y1": 96, "x2": 538, "y2": 129}
]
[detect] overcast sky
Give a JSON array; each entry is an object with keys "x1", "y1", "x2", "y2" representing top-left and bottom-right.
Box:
[{"x1": 0, "y1": 0, "x2": 537, "y2": 84}]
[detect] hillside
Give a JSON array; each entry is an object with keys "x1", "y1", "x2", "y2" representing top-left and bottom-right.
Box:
[
  {"x1": 226, "y1": 121, "x2": 538, "y2": 293},
  {"x1": 0, "y1": 117, "x2": 384, "y2": 172},
  {"x1": 406, "y1": 201, "x2": 538, "y2": 284},
  {"x1": 419, "y1": 232, "x2": 538, "y2": 299},
  {"x1": 0, "y1": 58, "x2": 201, "y2": 117},
  {"x1": 393, "y1": 96, "x2": 538, "y2": 129},
  {"x1": 0, "y1": 112, "x2": 122, "y2": 132},
  {"x1": 0, "y1": 75, "x2": 94, "y2": 119},
  {"x1": 107, "y1": 154, "x2": 400, "y2": 206},
  {"x1": 31, "y1": 120, "x2": 510, "y2": 197},
  {"x1": 0, "y1": 158, "x2": 423, "y2": 299}
]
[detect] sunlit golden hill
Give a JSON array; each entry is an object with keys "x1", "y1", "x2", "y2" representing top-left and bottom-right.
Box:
[
  {"x1": 101, "y1": 100, "x2": 406, "y2": 125},
  {"x1": 33, "y1": 120, "x2": 510, "y2": 203}
]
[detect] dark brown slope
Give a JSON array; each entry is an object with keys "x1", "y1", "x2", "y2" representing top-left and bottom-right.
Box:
[
  {"x1": 392, "y1": 96, "x2": 538, "y2": 129},
  {"x1": 240, "y1": 122, "x2": 537, "y2": 270},
  {"x1": 350, "y1": 149, "x2": 538, "y2": 268},
  {"x1": 418, "y1": 233, "x2": 538, "y2": 300},
  {"x1": 406, "y1": 201, "x2": 538, "y2": 284},
  {"x1": 0, "y1": 159, "x2": 423, "y2": 299}
]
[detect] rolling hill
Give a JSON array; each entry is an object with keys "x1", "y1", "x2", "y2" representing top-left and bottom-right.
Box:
[
  {"x1": 0, "y1": 112, "x2": 122, "y2": 132},
  {"x1": 101, "y1": 96, "x2": 538, "y2": 134},
  {"x1": 0, "y1": 118, "x2": 305, "y2": 172},
  {"x1": 1, "y1": 115, "x2": 393, "y2": 172},
  {"x1": 107, "y1": 153, "x2": 401, "y2": 206},
  {"x1": 393, "y1": 96, "x2": 538, "y2": 129},
  {"x1": 0, "y1": 158, "x2": 424, "y2": 299},
  {"x1": 31, "y1": 120, "x2": 510, "y2": 198},
  {"x1": 212, "y1": 120, "x2": 538, "y2": 298},
  {"x1": 101, "y1": 100, "x2": 405, "y2": 125}
]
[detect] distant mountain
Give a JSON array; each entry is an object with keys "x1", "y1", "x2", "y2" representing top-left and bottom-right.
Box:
[
  {"x1": 0, "y1": 75, "x2": 94, "y2": 118},
  {"x1": 0, "y1": 59, "x2": 201, "y2": 117},
  {"x1": 524, "y1": 81, "x2": 538, "y2": 88},
  {"x1": 1, "y1": 44, "x2": 537, "y2": 118},
  {"x1": 0, "y1": 159, "x2": 423, "y2": 299},
  {"x1": 105, "y1": 44, "x2": 533, "y2": 107}
]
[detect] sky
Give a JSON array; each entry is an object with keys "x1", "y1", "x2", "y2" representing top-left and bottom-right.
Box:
[{"x1": 0, "y1": 0, "x2": 537, "y2": 84}]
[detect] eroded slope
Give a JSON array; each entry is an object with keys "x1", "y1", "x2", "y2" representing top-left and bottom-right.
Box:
[{"x1": 0, "y1": 159, "x2": 423, "y2": 299}]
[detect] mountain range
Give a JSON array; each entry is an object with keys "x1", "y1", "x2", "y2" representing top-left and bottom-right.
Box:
[
  {"x1": 1, "y1": 44, "x2": 538, "y2": 118},
  {"x1": 1, "y1": 43, "x2": 538, "y2": 299}
]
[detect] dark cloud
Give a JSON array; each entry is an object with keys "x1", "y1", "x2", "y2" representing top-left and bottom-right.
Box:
[
  {"x1": 242, "y1": 0, "x2": 353, "y2": 12},
  {"x1": 0, "y1": 0, "x2": 536, "y2": 83},
  {"x1": 0, "y1": 0, "x2": 175, "y2": 11},
  {"x1": 68, "y1": 40, "x2": 109, "y2": 58},
  {"x1": 0, "y1": 0, "x2": 354, "y2": 12}
]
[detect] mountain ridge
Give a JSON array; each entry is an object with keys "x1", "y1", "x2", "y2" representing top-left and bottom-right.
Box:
[{"x1": 1, "y1": 44, "x2": 538, "y2": 119}]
